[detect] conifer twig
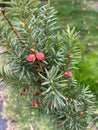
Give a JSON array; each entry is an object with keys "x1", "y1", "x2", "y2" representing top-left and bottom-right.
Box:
[{"x1": 1, "y1": 8, "x2": 25, "y2": 45}]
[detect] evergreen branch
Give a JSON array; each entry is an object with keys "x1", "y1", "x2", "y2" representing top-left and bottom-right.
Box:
[{"x1": 1, "y1": 8, "x2": 25, "y2": 45}]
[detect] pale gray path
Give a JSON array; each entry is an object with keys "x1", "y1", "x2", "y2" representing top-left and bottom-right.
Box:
[{"x1": 0, "y1": 90, "x2": 7, "y2": 130}]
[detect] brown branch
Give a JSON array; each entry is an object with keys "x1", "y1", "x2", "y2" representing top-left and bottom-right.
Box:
[{"x1": 1, "y1": 8, "x2": 25, "y2": 45}]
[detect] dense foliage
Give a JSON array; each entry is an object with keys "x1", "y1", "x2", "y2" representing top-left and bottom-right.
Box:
[
  {"x1": 0, "y1": 0, "x2": 96, "y2": 130},
  {"x1": 53, "y1": 0, "x2": 98, "y2": 98}
]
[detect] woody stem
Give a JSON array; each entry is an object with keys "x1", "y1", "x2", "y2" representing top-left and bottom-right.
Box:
[{"x1": 1, "y1": 8, "x2": 24, "y2": 45}]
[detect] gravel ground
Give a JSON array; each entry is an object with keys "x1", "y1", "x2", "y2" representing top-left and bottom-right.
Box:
[
  {"x1": 0, "y1": 89, "x2": 17, "y2": 130},
  {"x1": 0, "y1": 99, "x2": 7, "y2": 130}
]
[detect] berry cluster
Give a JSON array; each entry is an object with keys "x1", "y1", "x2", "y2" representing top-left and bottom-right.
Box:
[{"x1": 27, "y1": 52, "x2": 45, "y2": 62}]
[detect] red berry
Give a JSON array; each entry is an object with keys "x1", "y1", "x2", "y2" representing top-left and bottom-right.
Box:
[
  {"x1": 27, "y1": 54, "x2": 35, "y2": 62},
  {"x1": 33, "y1": 101, "x2": 38, "y2": 107},
  {"x1": 33, "y1": 92, "x2": 40, "y2": 96},
  {"x1": 65, "y1": 71, "x2": 72, "y2": 77},
  {"x1": 23, "y1": 88, "x2": 28, "y2": 93},
  {"x1": 69, "y1": 55, "x2": 74, "y2": 59},
  {"x1": 79, "y1": 111, "x2": 84, "y2": 115},
  {"x1": 19, "y1": 92, "x2": 23, "y2": 96},
  {"x1": 36, "y1": 52, "x2": 44, "y2": 61}
]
